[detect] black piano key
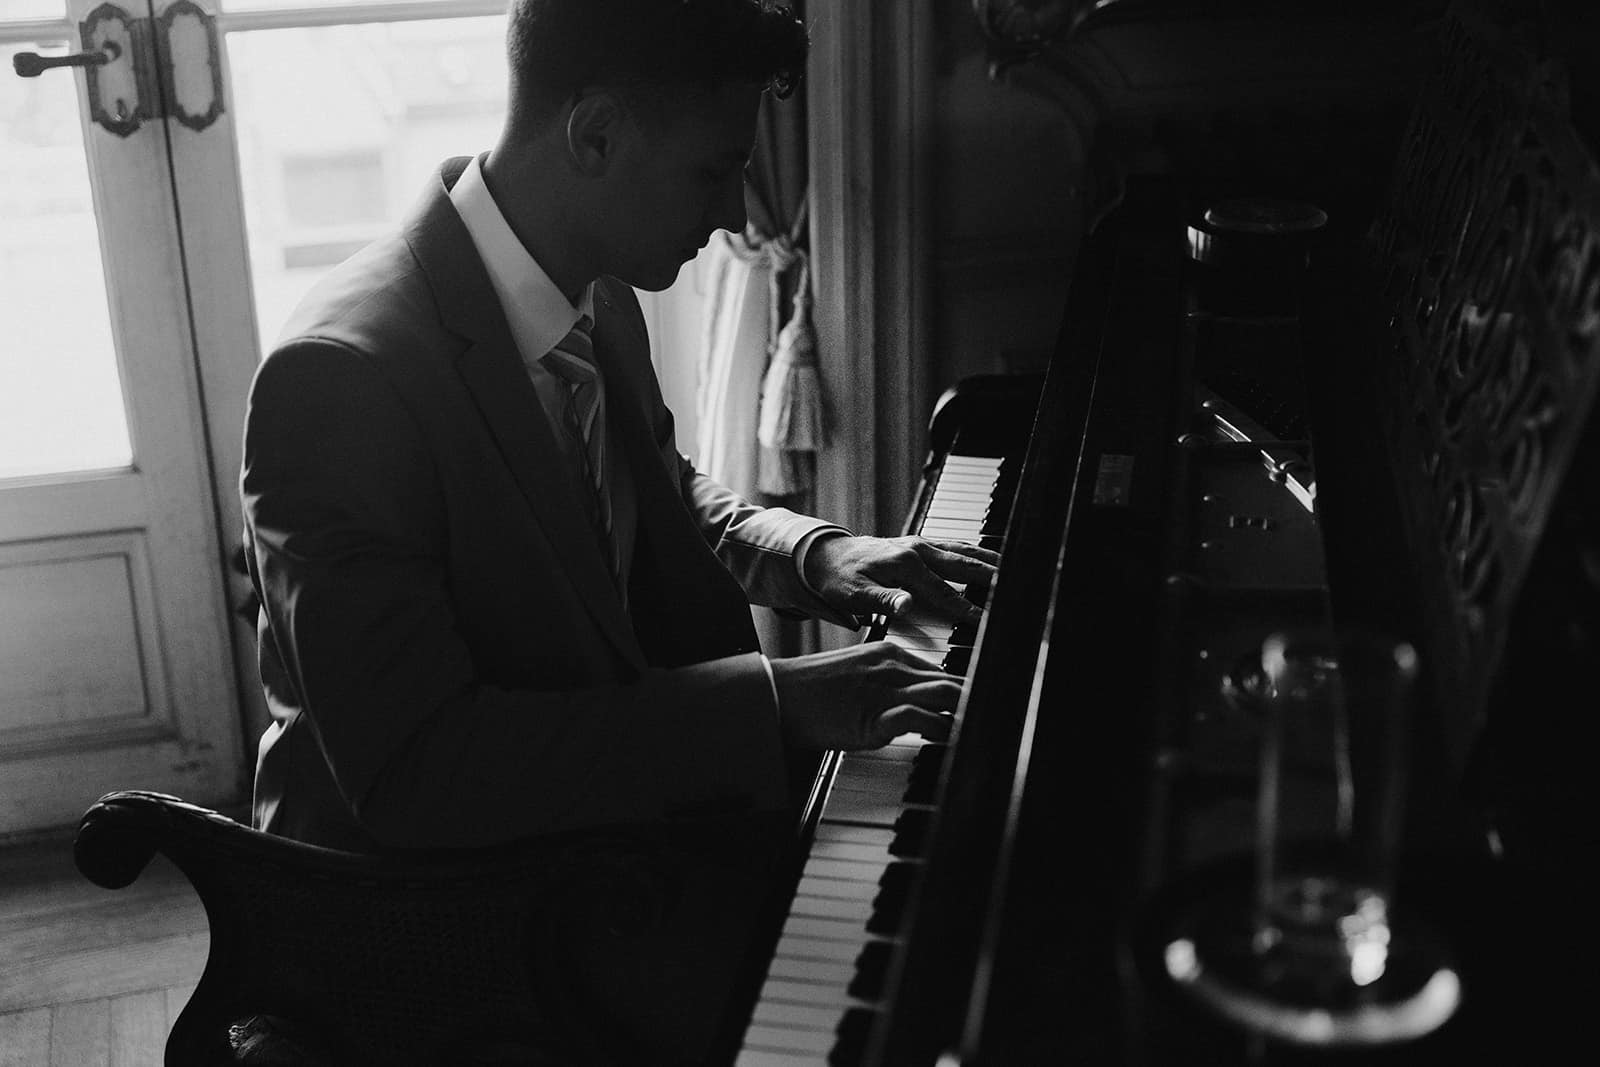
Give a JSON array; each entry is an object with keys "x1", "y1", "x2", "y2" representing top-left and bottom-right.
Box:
[
  {"x1": 829, "y1": 1007, "x2": 879, "y2": 1067},
  {"x1": 948, "y1": 618, "x2": 980, "y2": 646},
  {"x1": 889, "y1": 808, "x2": 930, "y2": 858},
  {"x1": 941, "y1": 645, "x2": 972, "y2": 675},
  {"x1": 904, "y1": 744, "x2": 946, "y2": 805},
  {"x1": 866, "y1": 862, "x2": 917, "y2": 936},
  {"x1": 846, "y1": 939, "x2": 894, "y2": 1001}
]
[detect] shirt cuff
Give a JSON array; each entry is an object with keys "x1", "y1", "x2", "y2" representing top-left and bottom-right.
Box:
[
  {"x1": 793, "y1": 525, "x2": 852, "y2": 600},
  {"x1": 758, "y1": 653, "x2": 782, "y2": 723}
]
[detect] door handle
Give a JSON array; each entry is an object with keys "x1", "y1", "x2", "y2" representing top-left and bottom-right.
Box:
[
  {"x1": 11, "y1": 41, "x2": 121, "y2": 78},
  {"x1": 7, "y1": 2, "x2": 225, "y2": 138},
  {"x1": 7, "y1": 4, "x2": 153, "y2": 137}
]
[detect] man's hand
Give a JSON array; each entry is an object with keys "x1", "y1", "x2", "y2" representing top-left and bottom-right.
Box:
[
  {"x1": 802, "y1": 534, "x2": 999, "y2": 624},
  {"x1": 769, "y1": 642, "x2": 959, "y2": 750}
]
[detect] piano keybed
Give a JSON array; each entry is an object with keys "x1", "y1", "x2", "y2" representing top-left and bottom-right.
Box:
[{"x1": 733, "y1": 451, "x2": 1015, "y2": 1066}]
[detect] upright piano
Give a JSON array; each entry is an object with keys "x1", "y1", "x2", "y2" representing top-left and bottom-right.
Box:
[{"x1": 727, "y1": 2, "x2": 1600, "y2": 1064}]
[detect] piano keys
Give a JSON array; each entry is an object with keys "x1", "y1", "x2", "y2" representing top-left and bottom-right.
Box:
[{"x1": 730, "y1": 380, "x2": 1042, "y2": 1066}]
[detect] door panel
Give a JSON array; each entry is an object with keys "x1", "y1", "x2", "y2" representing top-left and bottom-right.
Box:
[{"x1": 0, "y1": 3, "x2": 244, "y2": 835}]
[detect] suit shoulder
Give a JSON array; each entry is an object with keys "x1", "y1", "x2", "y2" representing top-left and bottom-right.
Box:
[{"x1": 270, "y1": 235, "x2": 452, "y2": 365}]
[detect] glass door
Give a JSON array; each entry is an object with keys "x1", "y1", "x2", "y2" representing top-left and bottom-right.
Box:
[{"x1": 0, "y1": 0, "x2": 244, "y2": 835}]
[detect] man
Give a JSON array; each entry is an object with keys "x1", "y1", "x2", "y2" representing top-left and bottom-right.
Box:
[{"x1": 240, "y1": 0, "x2": 994, "y2": 1057}]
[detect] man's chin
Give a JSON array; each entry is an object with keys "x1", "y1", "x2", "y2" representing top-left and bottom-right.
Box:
[{"x1": 625, "y1": 261, "x2": 691, "y2": 293}]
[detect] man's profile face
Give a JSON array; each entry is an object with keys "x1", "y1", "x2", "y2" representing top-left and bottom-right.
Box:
[{"x1": 601, "y1": 81, "x2": 762, "y2": 291}]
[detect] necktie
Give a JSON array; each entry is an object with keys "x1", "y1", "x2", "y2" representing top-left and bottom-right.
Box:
[{"x1": 542, "y1": 317, "x2": 622, "y2": 596}]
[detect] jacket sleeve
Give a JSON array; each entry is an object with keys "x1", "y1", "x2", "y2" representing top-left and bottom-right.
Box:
[
  {"x1": 241, "y1": 338, "x2": 790, "y2": 849},
  {"x1": 596, "y1": 278, "x2": 858, "y2": 627}
]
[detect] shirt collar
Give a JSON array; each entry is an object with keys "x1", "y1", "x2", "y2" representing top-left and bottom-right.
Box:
[{"x1": 449, "y1": 153, "x2": 595, "y2": 362}]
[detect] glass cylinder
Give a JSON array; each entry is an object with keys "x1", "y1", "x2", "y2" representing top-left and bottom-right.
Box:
[{"x1": 1252, "y1": 627, "x2": 1417, "y2": 1002}]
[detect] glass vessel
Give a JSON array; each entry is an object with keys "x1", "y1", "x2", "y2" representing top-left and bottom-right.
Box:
[{"x1": 1164, "y1": 627, "x2": 1460, "y2": 1049}]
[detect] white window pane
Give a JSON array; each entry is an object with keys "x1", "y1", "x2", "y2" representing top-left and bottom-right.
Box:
[
  {"x1": 0, "y1": 42, "x2": 133, "y2": 480},
  {"x1": 219, "y1": 1, "x2": 502, "y2": 14},
  {"x1": 224, "y1": 16, "x2": 508, "y2": 353},
  {"x1": 0, "y1": 2, "x2": 64, "y2": 20}
]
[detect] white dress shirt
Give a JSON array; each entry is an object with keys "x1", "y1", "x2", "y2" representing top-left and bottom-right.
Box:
[{"x1": 449, "y1": 154, "x2": 639, "y2": 595}]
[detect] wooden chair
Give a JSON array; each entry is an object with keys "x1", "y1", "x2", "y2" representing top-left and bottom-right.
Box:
[{"x1": 73, "y1": 789, "x2": 690, "y2": 1066}]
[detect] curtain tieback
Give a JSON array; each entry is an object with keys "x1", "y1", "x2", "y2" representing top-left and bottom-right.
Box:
[{"x1": 756, "y1": 256, "x2": 824, "y2": 495}]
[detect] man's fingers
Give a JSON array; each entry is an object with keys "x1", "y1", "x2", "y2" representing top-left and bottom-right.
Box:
[
  {"x1": 899, "y1": 678, "x2": 963, "y2": 713},
  {"x1": 868, "y1": 706, "x2": 953, "y2": 746},
  {"x1": 900, "y1": 569, "x2": 982, "y2": 623},
  {"x1": 876, "y1": 586, "x2": 913, "y2": 616},
  {"x1": 918, "y1": 539, "x2": 1002, "y2": 569}
]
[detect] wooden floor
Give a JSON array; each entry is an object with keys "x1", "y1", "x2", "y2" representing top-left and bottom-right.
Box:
[{"x1": 0, "y1": 833, "x2": 207, "y2": 1066}]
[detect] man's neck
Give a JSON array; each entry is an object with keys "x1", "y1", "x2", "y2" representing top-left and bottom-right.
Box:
[{"x1": 480, "y1": 145, "x2": 593, "y2": 306}]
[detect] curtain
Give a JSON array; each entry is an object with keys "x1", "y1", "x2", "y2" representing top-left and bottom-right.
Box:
[{"x1": 695, "y1": 17, "x2": 819, "y2": 504}]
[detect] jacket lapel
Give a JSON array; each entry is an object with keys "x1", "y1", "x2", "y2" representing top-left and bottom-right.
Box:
[{"x1": 405, "y1": 160, "x2": 644, "y2": 669}]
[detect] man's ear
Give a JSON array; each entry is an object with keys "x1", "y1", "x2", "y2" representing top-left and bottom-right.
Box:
[{"x1": 564, "y1": 90, "x2": 635, "y2": 176}]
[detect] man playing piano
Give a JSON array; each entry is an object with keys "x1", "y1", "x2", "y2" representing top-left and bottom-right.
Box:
[{"x1": 238, "y1": 0, "x2": 994, "y2": 1058}]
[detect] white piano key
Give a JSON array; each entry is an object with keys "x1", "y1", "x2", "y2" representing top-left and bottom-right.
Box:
[
  {"x1": 884, "y1": 620, "x2": 953, "y2": 648},
  {"x1": 828, "y1": 771, "x2": 912, "y2": 801},
  {"x1": 925, "y1": 509, "x2": 988, "y2": 525},
  {"x1": 753, "y1": 999, "x2": 849, "y2": 1031},
  {"x1": 943, "y1": 455, "x2": 1003, "y2": 470},
  {"x1": 741, "y1": 1024, "x2": 837, "y2": 1053},
  {"x1": 736, "y1": 1048, "x2": 827, "y2": 1066},
  {"x1": 927, "y1": 493, "x2": 989, "y2": 509},
  {"x1": 933, "y1": 475, "x2": 999, "y2": 490},
  {"x1": 835, "y1": 748, "x2": 921, "y2": 772},
  {"x1": 820, "y1": 790, "x2": 917, "y2": 825},
  {"x1": 835, "y1": 749, "x2": 918, "y2": 776},
  {"x1": 775, "y1": 933, "x2": 864, "y2": 963},
  {"x1": 767, "y1": 955, "x2": 859, "y2": 985},
  {"x1": 828, "y1": 781, "x2": 911, "y2": 808},
  {"x1": 808, "y1": 838, "x2": 895, "y2": 863},
  {"x1": 884, "y1": 631, "x2": 949, "y2": 655},
  {"x1": 812, "y1": 822, "x2": 897, "y2": 844},
  {"x1": 789, "y1": 892, "x2": 874, "y2": 923},
  {"x1": 758, "y1": 980, "x2": 856, "y2": 1008},
  {"x1": 829, "y1": 757, "x2": 909, "y2": 782},
  {"x1": 802, "y1": 856, "x2": 888, "y2": 882},
  {"x1": 795, "y1": 874, "x2": 879, "y2": 901},
  {"x1": 918, "y1": 523, "x2": 981, "y2": 540},
  {"x1": 926, "y1": 499, "x2": 989, "y2": 515},
  {"x1": 784, "y1": 914, "x2": 875, "y2": 943},
  {"x1": 928, "y1": 491, "x2": 993, "y2": 507}
]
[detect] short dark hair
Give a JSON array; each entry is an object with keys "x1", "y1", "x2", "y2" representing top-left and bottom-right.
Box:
[{"x1": 506, "y1": 0, "x2": 808, "y2": 127}]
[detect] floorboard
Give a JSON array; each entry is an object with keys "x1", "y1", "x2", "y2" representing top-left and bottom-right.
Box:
[{"x1": 0, "y1": 834, "x2": 206, "y2": 1066}]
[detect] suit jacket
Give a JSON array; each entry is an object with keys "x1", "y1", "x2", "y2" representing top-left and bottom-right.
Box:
[{"x1": 241, "y1": 157, "x2": 844, "y2": 851}]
